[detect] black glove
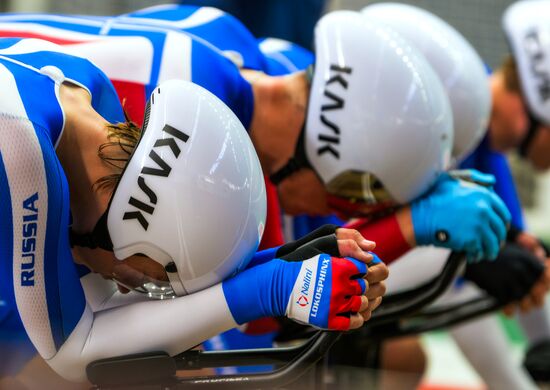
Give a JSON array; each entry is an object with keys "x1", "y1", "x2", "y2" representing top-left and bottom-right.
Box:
[
  {"x1": 273, "y1": 228, "x2": 355, "y2": 343},
  {"x1": 278, "y1": 235, "x2": 340, "y2": 262},
  {"x1": 524, "y1": 339, "x2": 550, "y2": 382},
  {"x1": 506, "y1": 226, "x2": 549, "y2": 257},
  {"x1": 275, "y1": 224, "x2": 340, "y2": 261},
  {"x1": 506, "y1": 225, "x2": 522, "y2": 243},
  {"x1": 464, "y1": 243, "x2": 545, "y2": 305}
]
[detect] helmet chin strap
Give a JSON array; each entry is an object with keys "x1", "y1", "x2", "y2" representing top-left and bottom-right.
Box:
[
  {"x1": 164, "y1": 263, "x2": 188, "y2": 296},
  {"x1": 305, "y1": 64, "x2": 314, "y2": 85},
  {"x1": 70, "y1": 210, "x2": 188, "y2": 296},
  {"x1": 269, "y1": 126, "x2": 313, "y2": 185},
  {"x1": 519, "y1": 111, "x2": 542, "y2": 157},
  {"x1": 269, "y1": 65, "x2": 317, "y2": 186},
  {"x1": 69, "y1": 210, "x2": 114, "y2": 251}
]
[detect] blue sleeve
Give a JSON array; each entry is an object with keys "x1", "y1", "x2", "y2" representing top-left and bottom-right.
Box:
[
  {"x1": 190, "y1": 40, "x2": 254, "y2": 129},
  {"x1": 0, "y1": 75, "x2": 86, "y2": 359},
  {"x1": 223, "y1": 259, "x2": 296, "y2": 324},
  {"x1": 122, "y1": 5, "x2": 267, "y2": 71},
  {"x1": 486, "y1": 154, "x2": 525, "y2": 230},
  {"x1": 258, "y1": 38, "x2": 314, "y2": 76},
  {"x1": 0, "y1": 147, "x2": 38, "y2": 376},
  {"x1": 291, "y1": 215, "x2": 344, "y2": 241},
  {"x1": 26, "y1": 125, "x2": 86, "y2": 351},
  {"x1": 460, "y1": 136, "x2": 525, "y2": 230},
  {"x1": 0, "y1": 310, "x2": 37, "y2": 376},
  {"x1": 3, "y1": 50, "x2": 125, "y2": 124},
  {"x1": 246, "y1": 247, "x2": 280, "y2": 269}
]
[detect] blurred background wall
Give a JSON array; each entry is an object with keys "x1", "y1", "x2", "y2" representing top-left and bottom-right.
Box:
[
  {"x1": 330, "y1": 0, "x2": 517, "y2": 69},
  {"x1": 4, "y1": 0, "x2": 173, "y2": 16},
  {"x1": 2, "y1": 0, "x2": 515, "y2": 68},
  {"x1": 3, "y1": 0, "x2": 516, "y2": 69}
]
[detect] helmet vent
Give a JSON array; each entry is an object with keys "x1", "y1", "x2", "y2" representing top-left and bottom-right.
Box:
[{"x1": 142, "y1": 99, "x2": 152, "y2": 133}]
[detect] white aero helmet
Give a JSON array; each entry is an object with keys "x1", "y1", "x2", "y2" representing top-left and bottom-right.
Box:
[
  {"x1": 362, "y1": 3, "x2": 491, "y2": 163},
  {"x1": 269, "y1": 11, "x2": 452, "y2": 216},
  {"x1": 503, "y1": 0, "x2": 550, "y2": 126},
  {"x1": 71, "y1": 80, "x2": 266, "y2": 298}
]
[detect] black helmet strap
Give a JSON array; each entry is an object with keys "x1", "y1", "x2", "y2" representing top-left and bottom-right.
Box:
[{"x1": 69, "y1": 210, "x2": 113, "y2": 251}]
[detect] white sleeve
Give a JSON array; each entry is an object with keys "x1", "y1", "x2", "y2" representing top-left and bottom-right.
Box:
[
  {"x1": 0, "y1": 70, "x2": 239, "y2": 383},
  {"x1": 80, "y1": 273, "x2": 150, "y2": 311},
  {"x1": 385, "y1": 246, "x2": 451, "y2": 294},
  {"x1": 47, "y1": 283, "x2": 237, "y2": 382},
  {"x1": 451, "y1": 315, "x2": 537, "y2": 390}
]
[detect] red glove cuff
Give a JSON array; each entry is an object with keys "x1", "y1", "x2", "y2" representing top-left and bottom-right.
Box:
[{"x1": 345, "y1": 215, "x2": 411, "y2": 264}]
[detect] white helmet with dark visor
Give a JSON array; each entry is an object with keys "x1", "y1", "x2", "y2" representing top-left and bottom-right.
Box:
[
  {"x1": 362, "y1": 3, "x2": 492, "y2": 164},
  {"x1": 71, "y1": 80, "x2": 266, "y2": 299},
  {"x1": 270, "y1": 11, "x2": 453, "y2": 217},
  {"x1": 503, "y1": 0, "x2": 550, "y2": 156}
]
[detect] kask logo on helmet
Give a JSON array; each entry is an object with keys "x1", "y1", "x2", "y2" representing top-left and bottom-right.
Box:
[
  {"x1": 123, "y1": 124, "x2": 190, "y2": 230},
  {"x1": 317, "y1": 64, "x2": 353, "y2": 159},
  {"x1": 523, "y1": 29, "x2": 550, "y2": 103}
]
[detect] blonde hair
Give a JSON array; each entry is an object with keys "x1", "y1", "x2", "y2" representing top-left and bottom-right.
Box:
[{"x1": 94, "y1": 111, "x2": 141, "y2": 193}]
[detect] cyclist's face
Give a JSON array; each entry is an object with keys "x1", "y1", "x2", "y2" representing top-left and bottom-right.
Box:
[
  {"x1": 110, "y1": 256, "x2": 169, "y2": 294},
  {"x1": 277, "y1": 168, "x2": 331, "y2": 216}
]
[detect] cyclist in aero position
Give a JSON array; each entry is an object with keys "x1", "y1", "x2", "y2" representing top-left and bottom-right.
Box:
[
  {"x1": 0, "y1": 11, "x2": 464, "y2": 285},
  {"x1": 255, "y1": 6, "x2": 548, "y2": 387},
  {"x1": 3, "y1": 8, "x2": 548, "y2": 386},
  {"x1": 367, "y1": 4, "x2": 550, "y2": 387},
  {"x1": 358, "y1": 4, "x2": 550, "y2": 389},
  {"x1": 156, "y1": 5, "x2": 549, "y2": 386},
  {"x1": 0, "y1": 8, "x2": 512, "y2": 265},
  {"x1": 0, "y1": 9, "x2": 449, "y2": 384},
  {"x1": 132, "y1": 4, "x2": 550, "y2": 385},
  {"x1": 0, "y1": 38, "x2": 387, "y2": 383},
  {"x1": 501, "y1": 0, "x2": 550, "y2": 173}
]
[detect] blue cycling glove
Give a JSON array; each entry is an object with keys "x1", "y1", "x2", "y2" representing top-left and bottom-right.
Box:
[
  {"x1": 222, "y1": 254, "x2": 373, "y2": 331},
  {"x1": 411, "y1": 172, "x2": 511, "y2": 262},
  {"x1": 448, "y1": 169, "x2": 496, "y2": 187}
]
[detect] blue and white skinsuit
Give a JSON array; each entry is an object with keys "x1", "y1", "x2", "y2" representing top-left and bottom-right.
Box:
[
  {"x1": 0, "y1": 4, "x2": 525, "y2": 372},
  {"x1": 0, "y1": 36, "x2": 370, "y2": 380}
]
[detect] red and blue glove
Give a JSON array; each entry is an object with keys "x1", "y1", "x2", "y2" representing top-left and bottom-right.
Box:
[
  {"x1": 222, "y1": 254, "x2": 376, "y2": 331},
  {"x1": 284, "y1": 255, "x2": 368, "y2": 330}
]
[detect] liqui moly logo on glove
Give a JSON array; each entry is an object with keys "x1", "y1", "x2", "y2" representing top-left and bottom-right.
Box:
[{"x1": 310, "y1": 257, "x2": 330, "y2": 318}]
